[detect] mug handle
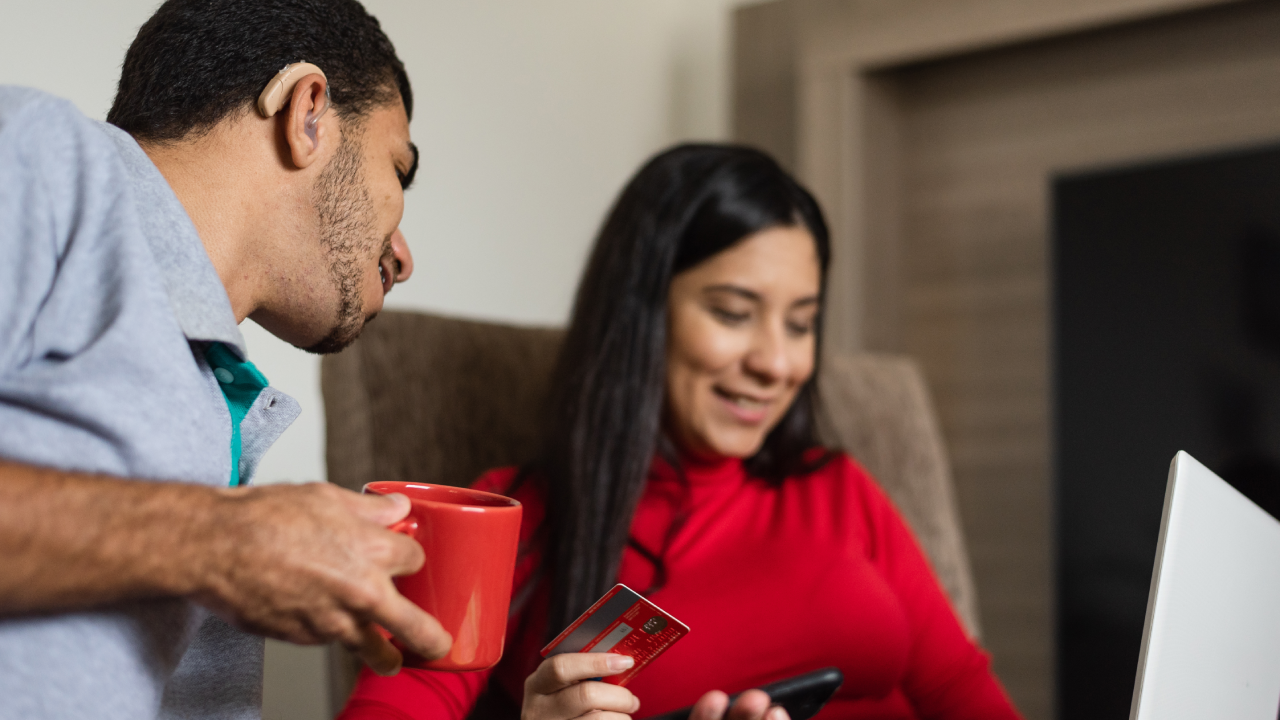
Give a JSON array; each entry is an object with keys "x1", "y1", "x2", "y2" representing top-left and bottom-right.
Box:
[
  {"x1": 388, "y1": 517, "x2": 419, "y2": 536},
  {"x1": 375, "y1": 516, "x2": 420, "y2": 644}
]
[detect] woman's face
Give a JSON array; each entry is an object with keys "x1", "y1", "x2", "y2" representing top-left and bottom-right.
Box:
[{"x1": 664, "y1": 224, "x2": 822, "y2": 460}]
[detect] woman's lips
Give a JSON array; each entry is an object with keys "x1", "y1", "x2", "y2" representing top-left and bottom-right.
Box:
[{"x1": 713, "y1": 386, "x2": 772, "y2": 424}]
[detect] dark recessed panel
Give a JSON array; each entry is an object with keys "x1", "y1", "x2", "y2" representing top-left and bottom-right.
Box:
[{"x1": 1054, "y1": 144, "x2": 1280, "y2": 720}]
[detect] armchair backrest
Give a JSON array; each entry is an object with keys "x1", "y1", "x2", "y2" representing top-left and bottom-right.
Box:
[
  {"x1": 323, "y1": 312, "x2": 564, "y2": 493},
  {"x1": 320, "y1": 310, "x2": 980, "y2": 709}
]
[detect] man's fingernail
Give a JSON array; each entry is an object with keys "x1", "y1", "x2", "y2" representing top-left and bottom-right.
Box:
[
  {"x1": 631, "y1": 696, "x2": 642, "y2": 713},
  {"x1": 374, "y1": 662, "x2": 402, "y2": 677},
  {"x1": 607, "y1": 654, "x2": 635, "y2": 672},
  {"x1": 767, "y1": 707, "x2": 788, "y2": 720}
]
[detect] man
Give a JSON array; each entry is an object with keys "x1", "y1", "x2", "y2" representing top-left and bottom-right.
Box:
[{"x1": 0, "y1": 1, "x2": 450, "y2": 717}]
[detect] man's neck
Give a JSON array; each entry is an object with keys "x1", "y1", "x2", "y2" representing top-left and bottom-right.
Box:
[{"x1": 140, "y1": 123, "x2": 284, "y2": 324}]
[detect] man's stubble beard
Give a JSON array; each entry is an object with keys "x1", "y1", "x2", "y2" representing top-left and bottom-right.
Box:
[{"x1": 304, "y1": 130, "x2": 381, "y2": 355}]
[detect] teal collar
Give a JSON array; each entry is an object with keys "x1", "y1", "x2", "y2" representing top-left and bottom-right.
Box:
[{"x1": 204, "y1": 343, "x2": 269, "y2": 486}]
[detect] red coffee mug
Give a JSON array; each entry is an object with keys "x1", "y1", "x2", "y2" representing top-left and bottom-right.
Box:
[{"x1": 363, "y1": 481, "x2": 522, "y2": 671}]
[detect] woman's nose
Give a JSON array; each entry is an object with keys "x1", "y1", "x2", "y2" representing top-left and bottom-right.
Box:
[
  {"x1": 391, "y1": 228, "x2": 414, "y2": 284},
  {"x1": 744, "y1": 324, "x2": 789, "y2": 383}
]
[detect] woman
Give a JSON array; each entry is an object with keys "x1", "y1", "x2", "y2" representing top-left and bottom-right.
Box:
[{"x1": 340, "y1": 145, "x2": 1022, "y2": 720}]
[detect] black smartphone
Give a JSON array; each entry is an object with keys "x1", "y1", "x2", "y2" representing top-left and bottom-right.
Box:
[{"x1": 645, "y1": 667, "x2": 844, "y2": 720}]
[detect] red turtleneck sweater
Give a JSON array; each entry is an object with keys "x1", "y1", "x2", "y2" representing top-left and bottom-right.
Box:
[{"x1": 338, "y1": 453, "x2": 1021, "y2": 720}]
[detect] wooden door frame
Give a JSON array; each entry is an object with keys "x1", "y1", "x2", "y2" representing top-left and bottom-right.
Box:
[{"x1": 733, "y1": 0, "x2": 1242, "y2": 354}]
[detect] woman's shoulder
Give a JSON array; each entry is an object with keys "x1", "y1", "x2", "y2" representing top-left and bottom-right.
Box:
[
  {"x1": 792, "y1": 448, "x2": 901, "y2": 517},
  {"x1": 470, "y1": 466, "x2": 525, "y2": 495}
]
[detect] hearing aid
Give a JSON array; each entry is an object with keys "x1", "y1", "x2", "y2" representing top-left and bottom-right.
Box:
[{"x1": 257, "y1": 62, "x2": 330, "y2": 145}]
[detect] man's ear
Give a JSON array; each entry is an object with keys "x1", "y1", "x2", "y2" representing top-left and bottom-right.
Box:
[{"x1": 283, "y1": 73, "x2": 331, "y2": 169}]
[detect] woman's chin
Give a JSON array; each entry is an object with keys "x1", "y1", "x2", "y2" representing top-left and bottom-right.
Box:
[{"x1": 697, "y1": 432, "x2": 768, "y2": 460}]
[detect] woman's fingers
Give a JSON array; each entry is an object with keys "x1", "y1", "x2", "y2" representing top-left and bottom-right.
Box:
[
  {"x1": 570, "y1": 714, "x2": 633, "y2": 720},
  {"x1": 726, "y1": 690, "x2": 772, "y2": 720},
  {"x1": 690, "y1": 690, "x2": 730, "y2": 720},
  {"x1": 526, "y1": 653, "x2": 635, "y2": 695},
  {"x1": 522, "y1": 654, "x2": 640, "y2": 720},
  {"x1": 691, "y1": 689, "x2": 789, "y2": 720},
  {"x1": 549, "y1": 678, "x2": 640, "y2": 718}
]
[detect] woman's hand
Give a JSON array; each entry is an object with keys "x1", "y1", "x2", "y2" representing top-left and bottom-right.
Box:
[
  {"x1": 522, "y1": 653, "x2": 640, "y2": 720},
  {"x1": 690, "y1": 689, "x2": 790, "y2": 720}
]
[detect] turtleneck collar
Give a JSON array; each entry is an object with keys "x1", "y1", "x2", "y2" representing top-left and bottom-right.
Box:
[{"x1": 649, "y1": 451, "x2": 746, "y2": 487}]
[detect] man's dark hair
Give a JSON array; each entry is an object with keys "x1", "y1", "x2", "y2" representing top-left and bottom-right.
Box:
[{"x1": 107, "y1": 0, "x2": 411, "y2": 143}]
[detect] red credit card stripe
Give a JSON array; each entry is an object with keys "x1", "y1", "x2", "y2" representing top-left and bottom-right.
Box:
[
  {"x1": 541, "y1": 585, "x2": 630, "y2": 656},
  {"x1": 579, "y1": 619, "x2": 627, "y2": 652},
  {"x1": 587, "y1": 622, "x2": 634, "y2": 654}
]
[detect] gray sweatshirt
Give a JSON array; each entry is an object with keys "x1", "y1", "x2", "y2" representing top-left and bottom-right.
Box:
[{"x1": 0, "y1": 86, "x2": 301, "y2": 720}]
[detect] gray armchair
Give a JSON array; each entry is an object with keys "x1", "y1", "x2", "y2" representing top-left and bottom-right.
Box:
[{"x1": 320, "y1": 310, "x2": 978, "y2": 713}]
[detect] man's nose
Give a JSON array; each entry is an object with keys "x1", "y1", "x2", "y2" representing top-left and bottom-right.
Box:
[{"x1": 391, "y1": 229, "x2": 414, "y2": 284}]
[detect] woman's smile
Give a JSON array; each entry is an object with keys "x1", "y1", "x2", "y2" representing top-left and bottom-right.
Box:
[{"x1": 712, "y1": 386, "x2": 773, "y2": 424}]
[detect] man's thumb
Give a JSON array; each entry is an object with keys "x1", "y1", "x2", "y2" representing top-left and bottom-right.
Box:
[{"x1": 350, "y1": 491, "x2": 411, "y2": 526}]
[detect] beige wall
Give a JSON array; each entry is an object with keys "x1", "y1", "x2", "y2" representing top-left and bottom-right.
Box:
[{"x1": 1, "y1": 1, "x2": 747, "y2": 718}]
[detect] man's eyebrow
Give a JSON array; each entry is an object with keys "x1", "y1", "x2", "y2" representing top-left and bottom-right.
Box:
[{"x1": 399, "y1": 142, "x2": 419, "y2": 190}]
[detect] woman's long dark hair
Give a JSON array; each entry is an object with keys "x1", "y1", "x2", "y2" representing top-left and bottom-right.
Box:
[{"x1": 538, "y1": 144, "x2": 832, "y2": 636}]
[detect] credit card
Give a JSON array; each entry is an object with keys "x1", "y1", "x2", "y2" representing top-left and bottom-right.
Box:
[{"x1": 540, "y1": 583, "x2": 690, "y2": 686}]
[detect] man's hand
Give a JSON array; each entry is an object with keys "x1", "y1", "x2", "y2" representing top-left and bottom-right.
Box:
[
  {"x1": 691, "y1": 689, "x2": 790, "y2": 720},
  {"x1": 191, "y1": 482, "x2": 451, "y2": 675},
  {"x1": 0, "y1": 463, "x2": 451, "y2": 676},
  {"x1": 521, "y1": 653, "x2": 640, "y2": 720}
]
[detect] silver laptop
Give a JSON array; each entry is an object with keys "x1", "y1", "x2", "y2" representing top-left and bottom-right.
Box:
[{"x1": 1130, "y1": 451, "x2": 1280, "y2": 720}]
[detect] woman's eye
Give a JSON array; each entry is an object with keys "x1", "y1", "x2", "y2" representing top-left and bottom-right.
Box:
[
  {"x1": 786, "y1": 319, "x2": 815, "y2": 337},
  {"x1": 711, "y1": 307, "x2": 750, "y2": 325}
]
